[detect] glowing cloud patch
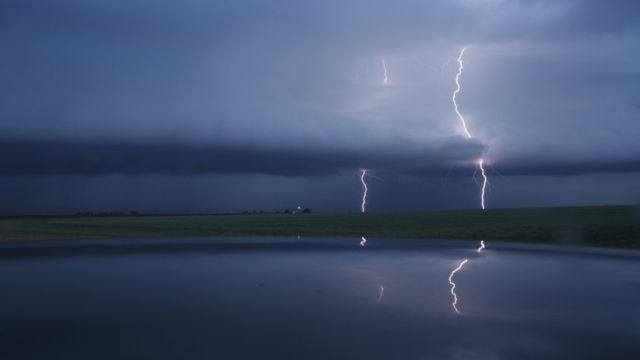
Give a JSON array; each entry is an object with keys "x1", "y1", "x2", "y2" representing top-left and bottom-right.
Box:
[{"x1": 382, "y1": 57, "x2": 389, "y2": 86}]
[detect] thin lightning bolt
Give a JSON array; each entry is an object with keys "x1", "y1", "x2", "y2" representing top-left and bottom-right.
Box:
[
  {"x1": 477, "y1": 240, "x2": 485, "y2": 252},
  {"x1": 360, "y1": 169, "x2": 368, "y2": 213},
  {"x1": 478, "y1": 159, "x2": 488, "y2": 210},
  {"x1": 453, "y1": 47, "x2": 471, "y2": 139},
  {"x1": 447, "y1": 50, "x2": 487, "y2": 314},
  {"x1": 359, "y1": 170, "x2": 369, "y2": 246},
  {"x1": 452, "y1": 47, "x2": 490, "y2": 251},
  {"x1": 382, "y1": 57, "x2": 389, "y2": 86},
  {"x1": 448, "y1": 259, "x2": 468, "y2": 314},
  {"x1": 377, "y1": 285, "x2": 385, "y2": 303}
]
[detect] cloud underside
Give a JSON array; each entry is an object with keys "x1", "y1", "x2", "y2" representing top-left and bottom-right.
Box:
[{"x1": 1, "y1": 140, "x2": 638, "y2": 177}]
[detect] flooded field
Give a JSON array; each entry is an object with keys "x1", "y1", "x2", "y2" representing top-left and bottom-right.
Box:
[{"x1": 1, "y1": 237, "x2": 638, "y2": 359}]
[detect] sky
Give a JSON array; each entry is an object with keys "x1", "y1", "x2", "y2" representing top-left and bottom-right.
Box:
[{"x1": 1, "y1": 0, "x2": 639, "y2": 213}]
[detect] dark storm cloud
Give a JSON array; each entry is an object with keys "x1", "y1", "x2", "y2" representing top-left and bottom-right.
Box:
[
  {"x1": 406, "y1": 157, "x2": 640, "y2": 177},
  {"x1": 0, "y1": 138, "x2": 484, "y2": 177},
  {"x1": 0, "y1": 0, "x2": 639, "y2": 212},
  {"x1": 555, "y1": 0, "x2": 640, "y2": 34},
  {"x1": 494, "y1": 158, "x2": 640, "y2": 176},
  {"x1": 4, "y1": 0, "x2": 637, "y2": 51},
  {"x1": 2, "y1": 139, "x2": 638, "y2": 177}
]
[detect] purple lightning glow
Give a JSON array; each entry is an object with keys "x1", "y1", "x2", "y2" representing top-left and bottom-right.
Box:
[
  {"x1": 377, "y1": 285, "x2": 385, "y2": 303},
  {"x1": 448, "y1": 259, "x2": 469, "y2": 314},
  {"x1": 360, "y1": 236, "x2": 367, "y2": 246},
  {"x1": 477, "y1": 240, "x2": 485, "y2": 252},
  {"x1": 360, "y1": 169, "x2": 368, "y2": 213}
]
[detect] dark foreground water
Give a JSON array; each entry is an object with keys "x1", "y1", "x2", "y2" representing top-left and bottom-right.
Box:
[{"x1": 0, "y1": 237, "x2": 639, "y2": 360}]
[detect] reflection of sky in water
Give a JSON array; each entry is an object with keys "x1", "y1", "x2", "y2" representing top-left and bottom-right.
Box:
[{"x1": 0, "y1": 238, "x2": 638, "y2": 359}]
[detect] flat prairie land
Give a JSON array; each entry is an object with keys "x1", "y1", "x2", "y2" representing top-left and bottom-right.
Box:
[{"x1": 1, "y1": 205, "x2": 639, "y2": 249}]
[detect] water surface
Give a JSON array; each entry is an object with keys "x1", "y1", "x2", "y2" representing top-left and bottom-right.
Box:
[{"x1": 1, "y1": 237, "x2": 638, "y2": 359}]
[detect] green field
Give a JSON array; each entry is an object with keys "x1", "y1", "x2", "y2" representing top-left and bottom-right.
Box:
[{"x1": 1, "y1": 205, "x2": 639, "y2": 249}]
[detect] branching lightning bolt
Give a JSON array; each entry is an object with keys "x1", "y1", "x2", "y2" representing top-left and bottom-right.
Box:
[
  {"x1": 382, "y1": 57, "x2": 389, "y2": 86},
  {"x1": 448, "y1": 259, "x2": 468, "y2": 314},
  {"x1": 360, "y1": 169, "x2": 368, "y2": 213}
]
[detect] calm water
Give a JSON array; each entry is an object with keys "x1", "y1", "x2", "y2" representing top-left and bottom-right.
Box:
[{"x1": 0, "y1": 237, "x2": 639, "y2": 359}]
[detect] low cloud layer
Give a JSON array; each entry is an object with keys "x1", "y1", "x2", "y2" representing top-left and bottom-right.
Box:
[
  {"x1": 1, "y1": 139, "x2": 639, "y2": 178},
  {"x1": 0, "y1": 138, "x2": 484, "y2": 177}
]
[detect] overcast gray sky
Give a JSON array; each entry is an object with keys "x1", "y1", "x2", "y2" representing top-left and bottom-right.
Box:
[{"x1": 1, "y1": 0, "x2": 639, "y2": 213}]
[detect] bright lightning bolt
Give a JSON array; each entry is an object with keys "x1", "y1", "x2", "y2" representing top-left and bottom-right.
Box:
[
  {"x1": 453, "y1": 47, "x2": 471, "y2": 139},
  {"x1": 477, "y1": 240, "x2": 485, "y2": 252},
  {"x1": 478, "y1": 159, "x2": 488, "y2": 211},
  {"x1": 382, "y1": 57, "x2": 389, "y2": 86},
  {"x1": 360, "y1": 169, "x2": 368, "y2": 213},
  {"x1": 451, "y1": 47, "x2": 491, "y2": 252},
  {"x1": 448, "y1": 259, "x2": 469, "y2": 314},
  {"x1": 447, "y1": 50, "x2": 487, "y2": 313},
  {"x1": 360, "y1": 236, "x2": 367, "y2": 247},
  {"x1": 359, "y1": 170, "x2": 369, "y2": 246}
]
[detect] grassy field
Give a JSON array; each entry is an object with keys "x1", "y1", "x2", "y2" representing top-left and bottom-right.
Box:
[{"x1": 1, "y1": 205, "x2": 639, "y2": 249}]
